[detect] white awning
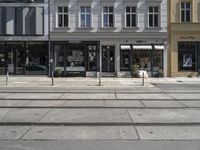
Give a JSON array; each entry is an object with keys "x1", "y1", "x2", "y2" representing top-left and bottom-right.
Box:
[
  {"x1": 154, "y1": 45, "x2": 165, "y2": 50},
  {"x1": 120, "y1": 45, "x2": 131, "y2": 50},
  {"x1": 132, "y1": 45, "x2": 152, "y2": 50}
]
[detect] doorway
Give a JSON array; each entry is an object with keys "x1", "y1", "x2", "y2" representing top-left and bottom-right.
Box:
[{"x1": 102, "y1": 46, "x2": 115, "y2": 72}]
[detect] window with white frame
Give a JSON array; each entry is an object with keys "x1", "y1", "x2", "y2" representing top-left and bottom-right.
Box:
[
  {"x1": 103, "y1": 6, "x2": 114, "y2": 27},
  {"x1": 148, "y1": 6, "x2": 159, "y2": 27},
  {"x1": 57, "y1": 7, "x2": 68, "y2": 28},
  {"x1": 181, "y1": 2, "x2": 191, "y2": 22},
  {"x1": 80, "y1": 6, "x2": 91, "y2": 28},
  {"x1": 125, "y1": 6, "x2": 137, "y2": 27}
]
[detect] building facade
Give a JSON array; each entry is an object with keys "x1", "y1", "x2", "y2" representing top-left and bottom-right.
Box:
[
  {"x1": 0, "y1": 0, "x2": 167, "y2": 77},
  {"x1": 0, "y1": 0, "x2": 49, "y2": 75},
  {"x1": 50, "y1": 0, "x2": 168, "y2": 77},
  {"x1": 168, "y1": 0, "x2": 200, "y2": 77}
]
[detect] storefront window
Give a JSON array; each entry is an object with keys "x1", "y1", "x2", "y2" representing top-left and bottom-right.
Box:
[
  {"x1": 66, "y1": 50, "x2": 85, "y2": 72},
  {"x1": 132, "y1": 50, "x2": 151, "y2": 71},
  {"x1": 86, "y1": 44, "x2": 97, "y2": 71},
  {"x1": 178, "y1": 42, "x2": 197, "y2": 71},
  {"x1": 54, "y1": 44, "x2": 64, "y2": 71},
  {"x1": 25, "y1": 42, "x2": 48, "y2": 74},
  {"x1": 120, "y1": 50, "x2": 130, "y2": 71},
  {"x1": 152, "y1": 51, "x2": 163, "y2": 77},
  {"x1": 0, "y1": 43, "x2": 5, "y2": 74}
]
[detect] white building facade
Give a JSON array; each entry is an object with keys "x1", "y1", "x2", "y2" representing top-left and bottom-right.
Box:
[{"x1": 50, "y1": 0, "x2": 167, "y2": 77}]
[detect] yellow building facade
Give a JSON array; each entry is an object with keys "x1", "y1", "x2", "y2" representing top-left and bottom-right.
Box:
[{"x1": 168, "y1": 0, "x2": 200, "y2": 77}]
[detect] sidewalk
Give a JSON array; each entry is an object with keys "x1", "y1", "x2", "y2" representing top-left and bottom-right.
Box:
[{"x1": 1, "y1": 75, "x2": 200, "y2": 87}]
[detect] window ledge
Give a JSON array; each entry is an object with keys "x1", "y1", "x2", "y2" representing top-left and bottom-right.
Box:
[
  {"x1": 76, "y1": 27, "x2": 94, "y2": 30},
  {"x1": 123, "y1": 27, "x2": 139, "y2": 30},
  {"x1": 54, "y1": 27, "x2": 70, "y2": 30},
  {"x1": 146, "y1": 27, "x2": 162, "y2": 30},
  {"x1": 100, "y1": 27, "x2": 117, "y2": 30}
]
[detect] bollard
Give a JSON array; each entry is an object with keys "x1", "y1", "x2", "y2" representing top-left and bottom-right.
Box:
[
  {"x1": 142, "y1": 72, "x2": 144, "y2": 86},
  {"x1": 51, "y1": 71, "x2": 54, "y2": 86},
  {"x1": 6, "y1": 71, "x2": 9, "y2": 86}
]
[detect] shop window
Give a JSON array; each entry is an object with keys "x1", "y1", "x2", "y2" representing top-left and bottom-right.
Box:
[
  {"x1": 178, "y1": 42, "x2": 197, "y2": 71},
  {"x1": 57, "y1": 7, "x2": 68, "y2": 28},
  {"x1": 66, "y1": 50, "x2": 85, "y2": 71},
  {"x1": 86, "y1": 44, "x2": 97, "y2": 71},
  {"x1": 80, "y1": 6, "x2": 91, "y2": 28},
  {"x1": 132, "y1": 50, "x2": 151, "y2": 71},
  {"x1": 148, "y1": 6, "x2": 159, "y2": 27},
  {"x1": 181, "y1": 2, "x2": 191, "y2": 22},
  {"x1": 54, "y1": 45, "x2": 65, "y2": 71},
  {"x1": 103, "y1": 6, "x2": 114, "y2": 27},
  {"x1": 125, "y1": 6, "x2": 136, "y2": 27},
  {"x1": 0, "y1": 43, "x2": 5, "y2": 74},
  {"x1": 152, "y1": 51, "x2": 163, "y2": 77},
  {"x1": 25, "y1": 42, "x2": 48, "y2": 74},
  {"x1": 120, "y1": 50, "x2": 130, "y2": 71}
]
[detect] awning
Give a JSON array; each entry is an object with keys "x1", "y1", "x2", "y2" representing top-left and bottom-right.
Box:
[
  {"x1": 154, "y1": 45, "x2": 165, "y2": 50},
  {"x1": 120, "y1": 45, "x2": 131, "y2": 50},
  {"x1": 132, "y1": 45, "x2": 152, "y2": 50}
]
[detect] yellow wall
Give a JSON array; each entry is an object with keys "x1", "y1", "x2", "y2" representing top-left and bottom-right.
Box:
[{"x1": 168, "y1": 0, "x2": 200, "y2": 77}]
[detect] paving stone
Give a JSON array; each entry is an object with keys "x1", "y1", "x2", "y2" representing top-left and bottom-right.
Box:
[
  {"x1": 168, "y1": 94, "x2": 200, "y2": 100},
  {"x1": 116, "y1": 94, "x2": 172, "y2": 100},
  {"x1": 0, "y1": 109, "x2": 11, "y2": 121},
  {"x1": 0, "y1": 126, "x2": 30, "y2": 139},
  {"x1": 40, "y1": 109, "x2": 132, "y2": 123},
  {"x1": 105, "y1": 100, "x2": 144, "y2": 107},
  {"x1": 142, "y1": 101, "x2": 185, "y2": 108},
  {"x1": 179, "y1": 101, "x2": 200, "y2": 107},
  {"x1": 137, "y1": 126, "x2": 200, "y2": 140},
  {"x1": 23, "y1": 126, "x2": 138, "y2": 140},
  {"x1": 0, "y1": 100, "x2": 30, "y2": 107},
  {"x1": 60, "y1": 93, "x2": 115, "y2": 99},
  {"x1": 128, "y1": 108, "x2": 200, "y2": 123},
  {"x1": 0, "y1": 93, "x2": 11, "y2": 99},
  {"x1": 24, "y1": 100, "x2": 66, "y2": 107},
  {"x1": 1, "y1": 109, "x2": 50, "y2": 122},
  {"x1": 64, "y1": 100, "x2": 104, "y2": 107},
  {"x1": 4, "y1": 93, "x2": 62, "y2": 99}
]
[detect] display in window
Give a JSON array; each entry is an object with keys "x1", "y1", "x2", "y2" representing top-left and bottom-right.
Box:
[{"x1": 183, "y1": 54, "x2": 192, "y2": 67}]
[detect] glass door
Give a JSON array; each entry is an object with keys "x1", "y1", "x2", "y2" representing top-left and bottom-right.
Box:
[
  {"x1": 0, "y1": 49, "x2": 5, "y2": 74},
  {"x1": 7, "y1": 49, "x2": 15, "y2": 74},
  {"x1": 102, "y1": 46, "x2": 115, "y2": 72}
]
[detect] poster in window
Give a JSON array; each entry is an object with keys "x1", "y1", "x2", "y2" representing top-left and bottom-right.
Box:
[{"x1": 183, "y1": 54, "x2": 192, "y2": 67}]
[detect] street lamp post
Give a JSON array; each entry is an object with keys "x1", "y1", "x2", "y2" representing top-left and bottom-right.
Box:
[
  {"x1": 99, "y1": 46, "x2": 102, "y2": 86},
  {"x1": 48, "y1": 0, "x2": 51, "y2": 77}
]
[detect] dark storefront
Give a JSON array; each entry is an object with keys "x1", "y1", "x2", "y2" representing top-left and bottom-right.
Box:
[
  {"x1": 52, "y1": 41, "x2": 100, "y2": 77},
  {"x1": 0, "y1": 42, "x2": 48, "y2": 75},
  {"x1": 120, "y1": 44, "x2": 164, "y2": 77},
  {"x1": 178, "y1": 41, "x2": 200, "y2": 75}
]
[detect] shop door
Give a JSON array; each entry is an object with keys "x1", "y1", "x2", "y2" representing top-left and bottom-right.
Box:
[
  {"x1": 102, "y1": 46, "x2": 115, "y2": 72},
  {"x1": 0, "y1": 50, "x2": 5, "y2": 74},
  {"x1": 7, "y1": 49, "x2": 15, "y2": 74}
]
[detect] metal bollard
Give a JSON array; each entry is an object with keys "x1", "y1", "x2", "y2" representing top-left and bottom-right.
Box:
[
  {"x1": 6, "y1": 71, "x2": 9, "y2": 86},
  {"x1": 142, "y1": 72, "x2": 144, "y2": 86},
  {"x1": 51, "y1": 71, "x2": 54, "y2": 86}
]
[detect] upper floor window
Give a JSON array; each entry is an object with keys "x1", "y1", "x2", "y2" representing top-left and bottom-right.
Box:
[
  {"x1": 57, "y1": 7, "x2": 68, "y2": 28},
  {"x1": 181, "y1": 2, "x2": 191, "y2": 22},
  {"x1": 125, "y1": 6, "x2": 137, "y2": 27},
  {"x1": 148, "y1": 6, "x2": 159, "y2": 27},
  {"x1": 103, "y1": 6, "x2": 114, "y2": 27},
  {"x1": 80, "y1": 6, "x2": 91, "y2": 28}
]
